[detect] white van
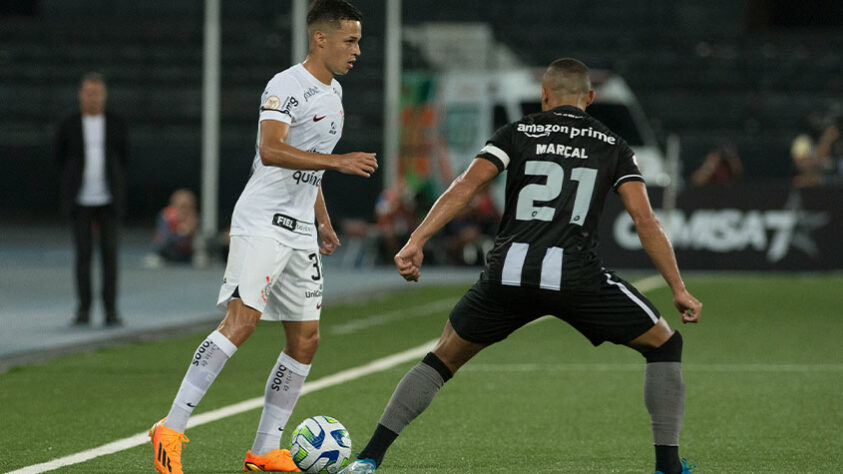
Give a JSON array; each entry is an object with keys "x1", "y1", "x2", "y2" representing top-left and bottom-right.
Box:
[{"x1": 431, "y1": 69, "x2": 669, "y2": 193}]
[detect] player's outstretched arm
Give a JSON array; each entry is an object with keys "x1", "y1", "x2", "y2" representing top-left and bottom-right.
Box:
[
  {"x1": 258, "y1": 120, "x2": 377, "y2": 177},
  {"x1": 617, "y1": 181, "x2": 702, "y2": 323},
  {"x1": 395, "y1": 158, "x2": 498, "y2": 281}
]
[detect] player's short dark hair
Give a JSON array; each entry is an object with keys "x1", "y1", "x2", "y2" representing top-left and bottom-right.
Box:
[
  {"x1": 306, "y1": 0, "x2": 363, "y2": 29},
  {"x1": 543, "y1": 58, "x2": 591, "y2": 95},
  {"x1": 79, "y1": 71, "x2": 105, "y2": 88}
]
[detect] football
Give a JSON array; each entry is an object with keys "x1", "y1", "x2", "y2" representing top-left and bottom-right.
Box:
[{"x1": 290, "y1": 416, "x2": 352, "y2": 473}]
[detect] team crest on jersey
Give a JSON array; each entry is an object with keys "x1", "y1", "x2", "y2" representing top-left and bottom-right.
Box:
[
  {"x1": 262, "y1": 95, "x2": 281, "y2": 110},
  {"x1": 261, "y1": 276, "x2": 272, "y2": 303}
]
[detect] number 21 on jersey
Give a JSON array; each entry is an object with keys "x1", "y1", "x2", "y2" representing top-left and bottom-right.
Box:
[{"x1": 515, "y1": 161, "x2": 597, "y2": 225}]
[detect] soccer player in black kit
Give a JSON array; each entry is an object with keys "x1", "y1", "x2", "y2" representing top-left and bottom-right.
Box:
[{"x1": 340, "y1": 58, "x2": 702, "y2": 474}]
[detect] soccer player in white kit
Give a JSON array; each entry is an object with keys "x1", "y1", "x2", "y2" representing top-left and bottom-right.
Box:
[{"x1": 149, "y1": 1, "x2": 376, "y2": 472}]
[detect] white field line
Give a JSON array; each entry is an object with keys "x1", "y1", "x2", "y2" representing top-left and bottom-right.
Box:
[
  {"x1": 328, "y1": 298, "x2": 456, "y2": 335},
  {"x1": 6, "y1": 339, "x2": 438, "y2": 474},
  {"x1": 633, "y1": 274, "x2": 667, "y2": 293},
  {"x1": 7, "y1": 275, "x2": 664, "y2": 474}
]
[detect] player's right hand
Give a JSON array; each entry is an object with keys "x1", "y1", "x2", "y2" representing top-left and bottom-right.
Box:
[
  {"x1": 335, "y1": 152, "x2": 377, "y2": 177},
  {"x1": 395, "y1": 241, "x2": 423, "y2": 282},
  {"x1": 673, "y1": 290, "x2": 702, "y2": 324}
]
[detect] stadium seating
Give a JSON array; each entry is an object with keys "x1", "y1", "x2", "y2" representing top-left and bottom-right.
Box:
[{"x1": 1, "y1": 0, "x2": 840, "y2": 219}]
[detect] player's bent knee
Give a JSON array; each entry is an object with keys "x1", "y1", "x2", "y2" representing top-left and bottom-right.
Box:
[
  {"x1": 292, "y1": 332, "x2": 320, "y2": 352},
  {"x1": 284, "y1": 332, "x2": 320, "y2": 362},
  {"x1": 643, "y1": 330, "x2": 683, "y2": 363},
  {"x1": 223, "y1": 320, "x2": 258, "y2": 345},
  {"x1": 422, "y1": 352, "x2": 453, "y2": 382},
  {"x1": 218, "y1": 304, "x2": 262, "y2": 345}
]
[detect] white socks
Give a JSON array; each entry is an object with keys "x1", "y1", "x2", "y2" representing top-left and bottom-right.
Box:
[
  {"x1": 251, "y1": 351, "x2": 311, "y2": 455},
  {"x1": 164, "y1": 330, "x2": 238, "y2": 432}
]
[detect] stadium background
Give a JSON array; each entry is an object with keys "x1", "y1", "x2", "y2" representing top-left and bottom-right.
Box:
[
  {"x1": 1, "y1": 1, "x2": 842, "y2": 473},
  {"x1": 2, "y1": 0, "x2": 841, "y2": 221}
]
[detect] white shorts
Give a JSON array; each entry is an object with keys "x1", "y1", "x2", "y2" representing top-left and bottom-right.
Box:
[{"x1": 217, "y1": 236, "x2": 323, "y2": 321}]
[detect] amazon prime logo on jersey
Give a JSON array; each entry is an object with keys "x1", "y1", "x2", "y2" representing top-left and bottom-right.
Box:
[
  {"x1": 518, "y1": 123, "x2": 562, "y2": 138},
  {"x1": 303, "y1": 86, "x2": 320, "y2": 102},
  {"x1": 518, "y1": 123, "x2": 617, "y2": 145}
]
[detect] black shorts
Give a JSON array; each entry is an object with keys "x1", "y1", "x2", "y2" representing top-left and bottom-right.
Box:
[{"x1": 449, "y1": 272, "x2": 660, "y2": 346}]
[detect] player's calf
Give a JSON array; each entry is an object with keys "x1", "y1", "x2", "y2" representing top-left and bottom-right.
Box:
[
  {"x1": 355, "y1": 352, "x2": 454, "y2": 468},
  {"x1": 642, "y1": 331, "x2": 686, "y2": 474}
]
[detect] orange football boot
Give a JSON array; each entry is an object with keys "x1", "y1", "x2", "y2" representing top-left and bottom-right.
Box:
[
  {"x1": 149, "y1": 418, "x2": 189, "y2": 474},
  {"x1": 243, "y1": 449, "x2": 302, "y2": 472}
]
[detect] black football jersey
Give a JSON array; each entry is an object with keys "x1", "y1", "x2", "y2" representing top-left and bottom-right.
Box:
[{"x1": 477, "y1": 105, "x2": 644, "y2": 291}]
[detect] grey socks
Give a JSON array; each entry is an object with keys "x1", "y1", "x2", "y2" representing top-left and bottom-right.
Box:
[{"x1": 644, "y1": 361, "x2": 685, "y2": 446}]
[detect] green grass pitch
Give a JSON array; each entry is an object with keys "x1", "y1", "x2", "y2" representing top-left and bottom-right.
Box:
[{"x1": 1, "y1": 274, "x2": 841, "y2": 473}]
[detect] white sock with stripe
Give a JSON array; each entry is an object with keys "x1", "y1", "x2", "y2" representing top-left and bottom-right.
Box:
[
  {"x1": 251, "y1": 351, "x2": 311, "y2": 455},
  {"x1": 164, "y1": 330, "x2": 238, "y2": 432}
]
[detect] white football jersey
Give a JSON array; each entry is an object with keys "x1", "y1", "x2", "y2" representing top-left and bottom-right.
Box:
[{"x1": 229, "y1": 64, "x2": 344, "y2": 249}]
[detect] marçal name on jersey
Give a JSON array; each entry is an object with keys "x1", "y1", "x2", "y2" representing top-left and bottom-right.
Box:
[{"x1": 536, "y1": 143, "x2": 589, "y2": 159}]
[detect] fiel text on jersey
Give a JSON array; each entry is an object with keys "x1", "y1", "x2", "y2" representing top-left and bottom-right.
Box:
[{"x1": 272, "y1": 213, "x2": 314, "y2": 235}]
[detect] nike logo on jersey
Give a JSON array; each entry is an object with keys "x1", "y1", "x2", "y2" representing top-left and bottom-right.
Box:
[
  {"x1": 313, "y1": 115, "x2": 327, "y2": 122},
  {"x1": 316, "y1": 303, "x2": 322, "y2": 310},
  {"x1": 186, "y1": 402, "x2": 196, "y2": 408}
]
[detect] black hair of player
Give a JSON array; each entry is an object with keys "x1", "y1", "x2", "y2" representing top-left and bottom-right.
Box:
[
  {"x1": 547, "y1": 57, "x2": 589, "y2": 75},
  {"x1": 79, "y1": 71, "x2": 105, "y2": 88},
  {"x1": 543, "y1": 58, "x2": 591, "y2": 95},
  {"x1": 306, "y1": 0, "x2": 363, "y2": 29}
]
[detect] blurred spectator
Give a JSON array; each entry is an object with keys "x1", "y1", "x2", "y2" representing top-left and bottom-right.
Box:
[
  {"x1": 56, "y1": 72, "x2": 129, "y2": 327},
  {"x1": 443, "y1": 190, "x2": 499, "y2": 265},
  {"x1": 815, "y1": 115, "x2": 843, "y2": 184},
  {"x1": 791, "y1": 109, "x2": 842, "y2": 188},
  {"x1": 152, "y1": 189, "x2": 199, "y2": 263},
  {"x1": 374, "y1": 179, "x2": 500, "y2": 266},
  {"x1": 690, "y1": 144, "x2": 743, "y2": 186},
  {"x1": 374, "y1": 187, "x2": 419, "y2": 263}
]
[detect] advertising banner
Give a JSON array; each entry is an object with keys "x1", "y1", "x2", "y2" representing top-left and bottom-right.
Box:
[{"x1": 598, "y1": 184, "x2": 841, "y2": 271}]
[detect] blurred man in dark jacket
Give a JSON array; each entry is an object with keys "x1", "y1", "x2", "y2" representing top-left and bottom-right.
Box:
[{"x1": 56, "y1": 72, "x2": 129, "y2": 326}]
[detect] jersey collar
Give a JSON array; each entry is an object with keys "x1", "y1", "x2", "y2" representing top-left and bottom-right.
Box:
[{"x1": 551, "y1": 105, "x2": 585, "y2": 117}]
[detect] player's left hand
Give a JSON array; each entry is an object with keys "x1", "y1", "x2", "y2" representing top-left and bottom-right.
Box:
[
  {"x1": 318, "y1": 222, "x2": 340, "y2": 255},
  {"x1": 395, "y1": 240, "x2": 424, "y2": 282},
  {"x1": 673, "y1": 289, "x2": 702, "y2": 324}
]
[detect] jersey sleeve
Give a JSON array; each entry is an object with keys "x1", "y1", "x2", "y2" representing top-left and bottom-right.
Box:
[
  {"x1": 612, "y1": 144, "x2": 645, "y2": 191},
  {"x1": 259, "y1": 74, "x2": 304, "y2": 125},
  {"x1": 477, "y1": 123, "x2": 515, "y2": 172}
]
